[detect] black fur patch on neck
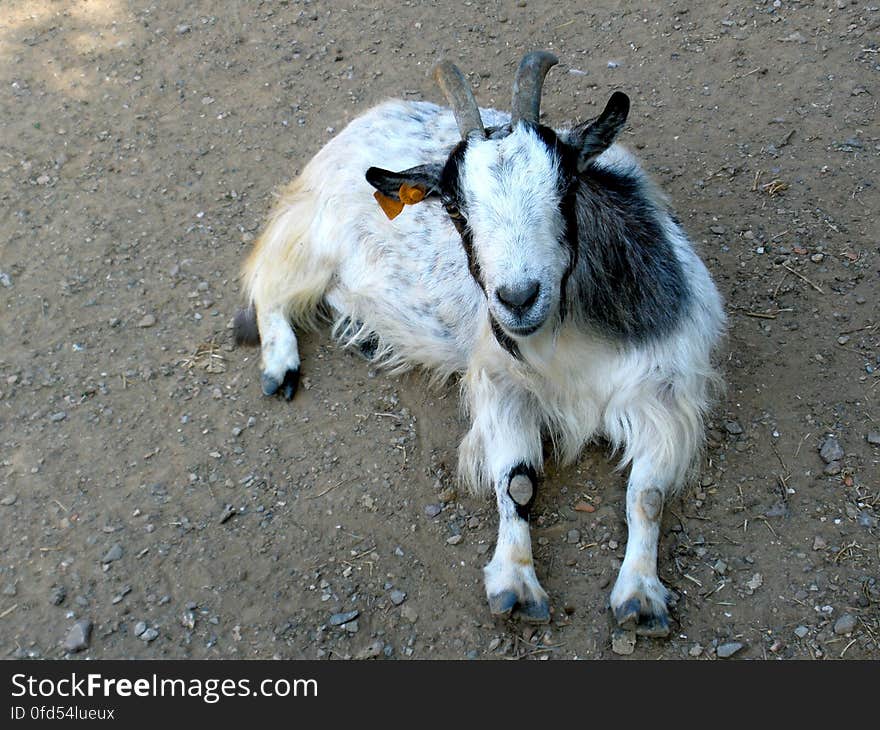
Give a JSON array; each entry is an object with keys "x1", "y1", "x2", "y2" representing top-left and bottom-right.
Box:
[
  {"x1": 489, "y1": 315, "x2": 521, "y2": 359},
  {"x1": 530, "y1": 124, "x2": 689, "y2": 341},
  {"x1": 569, "y1": 165, "x2": 689, "y2": 340},
  {"x1": 508, "y1": 463, "x2": 538, "y2": 520}
]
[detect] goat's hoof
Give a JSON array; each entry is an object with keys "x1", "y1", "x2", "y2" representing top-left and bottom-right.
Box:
[
  {"x1": 612, "y1": 598, "x2": 670, "y2": 638},
  {"x1": 487, "y1": 591, "x2": 550, "y2": 624},
  {"x1": 487, "y1": 590, "x2": 518, "y2": 619},
  {"x1": 261, "y1": 368, "x2": 300, "y2": 400}
]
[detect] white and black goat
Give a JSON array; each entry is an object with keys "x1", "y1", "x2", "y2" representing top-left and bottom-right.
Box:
[{"x1": 235, "y1": 52, "x2": 725, "y2": 636}]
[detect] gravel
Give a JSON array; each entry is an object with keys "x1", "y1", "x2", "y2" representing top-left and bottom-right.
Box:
[
  {"x1": 329, "y1": 610, "x2": 359, "y2": 626},
  {"x1": 819, "y1": 436, "x2": 844, "y2": 464},
  {"x1": 716, "y1": 641, "x2": 744, "y2": 658},
  {"x1": 63, "y1": 619, "x2": 93, "y2": 653},
  {"x1": 102, "y1": 543, "x2": 123, "y2": 563},
  {"x1": 833, "y1": 614, "x2": 857, "y2": 636},
  {"x1": 389, "y1": 589, "x2": 406, "y2": 606},
  {"x1": 794, "y1": 625, "x2": 809, "y2": 638},
  {"x1": 611, "y1": 628, "x2": 636, "y2": 655}
]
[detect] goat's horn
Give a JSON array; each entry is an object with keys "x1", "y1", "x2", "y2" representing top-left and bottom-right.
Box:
[
  {"x1": 510, "y1": 51, "x2": 558, "y2": 127},
  {"x1": 433, "y1": 60, "x2": 485, "y2": 140}
]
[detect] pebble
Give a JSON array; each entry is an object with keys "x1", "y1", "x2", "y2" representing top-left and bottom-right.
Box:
[
  {"x1": 176, "y1": 24, "x2": 191, "y2": 34},
  {"x1": 438, "y1": 487, "x2": 456, "y2": 503},
  {"x1": 867, "y1": 432, "x2": 880, "y2": 446},
  {"x1": 49, "y1": 411, "x2": 67, "y2": 422},
  {"x1": 138, "y1": 314, "x2": 156, "y2": 328},
  {"x1": 343, "y1": 621, "x2": 359, "y2": 634},
  {"x1": 2, "y1": 582, "x2": 17, "y2": 596},
  {"x1": 794, "y1": 625, "x2": 809, "y2": 638},
  {"x1": 401, "y1": 605, "x2": 418, "y2": 623},
  {"x1": 329, "y1": 610, "x2": 359, "y2": 626},
  {"x1": 389, "y1": 589, "x2": 407, "y2": 606},
  {"x1": 140, "y1": 628, "x2": 159, "y2": 642},
  {"x1": 63, "y1": 619, "x2": 93, "y2": 653},
  {"x1": 724, "y1": 420, "x2": 743, "y2": 435},
  {"x1": 424, "y1": 504, "x2": 442, "y2": 519},
  {"x1": 713, "y1": 559, "x2": 728, "y2": 575},
  {"x1": 710, "y1": 225, "x2": 726, "y2": 235},
  {"x1": 446, "y1": 534, "x2": 463, "y2": 545},
  {"x1": 819, "y1": 436, "x2": 844, "y2": 464},
  {"x1": 0, "y1": 272, "x2": 12, "y2": 287},
  {"x1": 716, "y1": 641, "x2": 744, "y2": 658},
  {"x1": 355, "y1": 640, "x2": 385, "y2": 659},
  {"x1": 833, "y1": 614, "x2": 856, "y2": 636},
  {"x1": 611, "y1": 628, "x2": 636, "y2": 655},
  {"x1": 812, "y1": 535, "x2": 827, "y2": 551},
  {"x1": 134, "y1": 621, "x2": 147, "y2": 637},
  {"x1": 102, "y1": 543, "x2": 123, "y2": 563},
  {"x1": 1, "y1": 494, "x2": 17, "y2": 506},
  {"x1": 49, "y1": 585, "x2": 67, "y2": 606},
  {"x1": 688, "y1": 644, "x2": 703, "y2": 657},
  {"x1": 566, "y1": 529, "x2": 581, "y2": 544},
  {"x1": 574, "y1": 501, "x2": 595, "y2": 513},
  {"x1": 823, "y1": 461, "x2": 842, "y2": 476}
]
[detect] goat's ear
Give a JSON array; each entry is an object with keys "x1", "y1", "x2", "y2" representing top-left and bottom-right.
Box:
[
  {"x1": 572, "y1": 92, "x2": 630, "y2": 172},
  {"x1": 366, "y1": 164, "x2": 442, "y2": 220}
]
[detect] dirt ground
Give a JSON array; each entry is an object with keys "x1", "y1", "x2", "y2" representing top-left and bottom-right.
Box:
[{"x1": 1, "y1": 0, "x2": 878, "y2": 661}]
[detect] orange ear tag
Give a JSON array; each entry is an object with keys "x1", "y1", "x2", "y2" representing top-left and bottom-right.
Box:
[
  {"x1": 374, "y1": 190, "x2": 404, "y2": 220},
  {"x1": 398, "y1": 184, "x2": 426, "y2": 205}
]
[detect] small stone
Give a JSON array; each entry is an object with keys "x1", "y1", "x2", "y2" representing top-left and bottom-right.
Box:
[
  {"x1": 134, "y1": 621, "x2": 147, "y2": 637},
  {"x1": 833, "y1": 614, "x2": 857, "y2": 636},
  {"x1": 2, "y1": 582, "x2": 17, "y2": 596},
  {"x1": 710, "y1": 225, "x2": 726, "y2": 235},
  {"x1": 566, "y1": 529, "x2": 581, "y2": 544},
  {"x1": 713, "y1": 559, "x2": 728, "y2": 575},
  {"x1": 181, "y1": 611, "x2": 196, "y2": 630},
  {"x1": 0, "y1": 272, "x2": 12, "y2": 287},
  {"x1": 329, "y1": 610, "x2": 359, "y2": 626},
  {"x1": 724, "y1": 420, "x2": 743, "y2": 435},
  {"x1": 688, "y1": 644, "x2": 703, "y2": 657},
  {"x1": 102, "y1": 543, "x2": 123, "y2": 563},
  {"x1": 355, "y1": 640, "x2": 384, "y2": 659},
  {"x1": 823, "y1": 461, "x2": 842, "y2": 476},
  {"x1": 401, "y1": 605, "x2": 418, "y2": 623},
  {"x1": 611, "y1": 628, "x2": 636, "y2": 655},
  {"x1": 343, "y1": 621, "x2": 359, "y2": 633},
  {"x1": 608, "y1": 539, "x2": 618, "y2": 550},
  {"x1": 140, "y1": 628, "x2": 159, "y2": 642},
  {"x1": 49, "y1": 411, "x2": 67, "y2": 422},
  {"x1": 49, "y1": 585, "x2": 67, "y2": 606},
  {"x1": 231, "y1": 427, "x2": 243, "y2": 437},
  {"x1": 424, "y1": 504, "x2": 442, "y2": 519},
  {"x1": 716, "y1": 641, "x2": 744, "y2": 658},
  {"x1": 867, "y1": 432, "x2": 880, "y2": 446},
  {"x1": 176, "y1": 23, "x2": 191, "y2": 34},
  {"x1": 746, "y1": 573, "x2": 763, "y2": 591},
  {"x1": 467, "y1": 516, "x2": 480, "y2": 529},
  {"x1": 819, "y1": 436, "x2": 844, "y2": 464},
  {"x1": 793, "y1": 625, "x2": 809, "y2": 639},
  {"x1": 219, "y1": 504, "x2": 236, "y2": 524},
  {"x1": 446, "y1": 534, "x2": 463, "y2": 545},
  {"x1": 812, "y1": 535, "x2": 827, "y2": 551},
  {"x1": 389, "y1": 589, "x2": 406, "y2": 606},
  {"x1": 574, "y1": 501, "x2": 596, "y2": 513},
  {"x1": 63, "y1": 619, "x2": 92, "y2": 653},
  {"x1": 0, "y1": 494, "x2": 17, "y2": 506}
]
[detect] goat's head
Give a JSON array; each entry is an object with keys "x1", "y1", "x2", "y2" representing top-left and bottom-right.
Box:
[{"x1": 366, "y1": 52, "x2": 630, "y2": 341}]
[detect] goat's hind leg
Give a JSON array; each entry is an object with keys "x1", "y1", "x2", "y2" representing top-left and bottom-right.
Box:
[{"x1": 239, "y1": 180, "x2": 333, "y2": 401}]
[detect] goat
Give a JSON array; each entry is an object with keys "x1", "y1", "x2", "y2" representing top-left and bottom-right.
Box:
[{"x1": 235, "y1": 52, "x2": 725, "y2": 636}]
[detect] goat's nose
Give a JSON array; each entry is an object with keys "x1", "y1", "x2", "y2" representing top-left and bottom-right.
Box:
[{"x1": 496, "y1": 281, "x2": 540, "y2": 315}]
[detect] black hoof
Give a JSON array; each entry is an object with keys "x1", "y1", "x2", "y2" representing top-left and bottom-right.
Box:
[
  {"x1": 357, "y1": 335, "x2": 379, "y2": 361},
  {"x1": 488, "y1": 590, "x2": 518, "y2": 619},
  {"x1": 613, "y1": 598, "x2": 642, "y2": 629},
  {"x1": 613, "y1": 598, "x2": 670, "y2": 638},
  {"x1": 515, "y1": 598, "x2": 551, "y2": 625},
  {"x1": 635, "y1": 614, "x2": 670, "y2": 638},
  {"x1": 261, "y1": 368, "x2": 300, "y2": 400}
]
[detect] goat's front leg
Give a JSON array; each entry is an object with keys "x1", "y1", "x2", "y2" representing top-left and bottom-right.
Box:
[
  {"x1": 609, "y1": 457, "x2": 672, "y2": 637},
  {"x1": 461, "y1": 374, "x2": 548, "y2": 623}
]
